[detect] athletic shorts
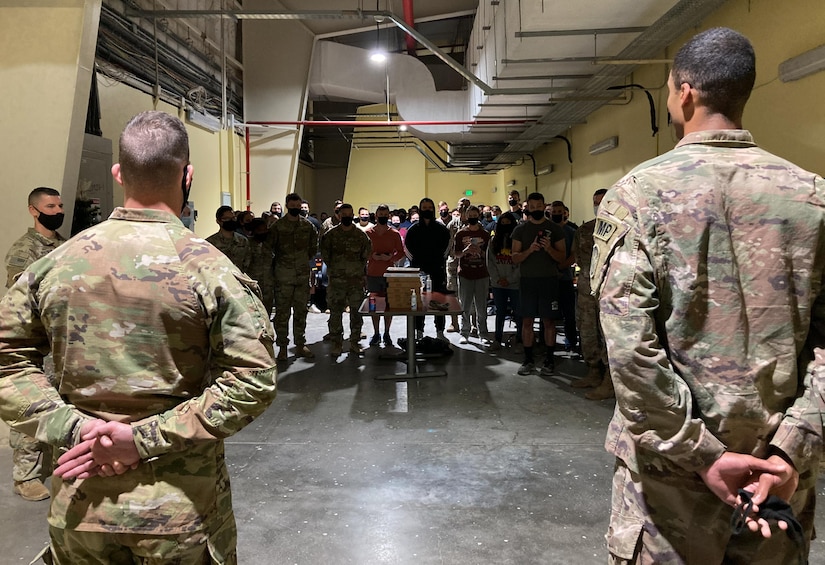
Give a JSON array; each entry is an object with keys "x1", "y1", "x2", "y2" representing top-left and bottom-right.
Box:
[
  {"x1": 519, "y1": 276, "x2": 561, "y2": 320},
  {"x1": 366, "y1": 275, "x2": 388, "y2": 294}
]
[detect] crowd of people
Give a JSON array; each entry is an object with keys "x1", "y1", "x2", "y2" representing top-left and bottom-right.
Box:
[{"x1": 202, "y1": 189, "x2": 613, "y2": 401}]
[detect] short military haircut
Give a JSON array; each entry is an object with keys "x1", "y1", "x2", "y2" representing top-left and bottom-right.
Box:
[
  {"x1": 526, "y1": 192, "x2": 545, "y2": 204},
  {"x1": 215, "y1": 205, "x2": 233, "y2": 220},
  {"x1": 419, "y1": 197, "x2": 435, "y2": 208},
  {"x1": 338, "y1": 203, "x2": 353, "y2": 213},
  {"x1": 118, "y1": 111, "x2": 189, "y2": 190},
  {"x1": 671, "y1": 27, "x2": 755, "y2": 121},
  {"x1": 375, "y1": 204, "x2": 390, "y2": 214},
  {"x1": 466, "y1": 205, "x2": 480, "y2": 215},
  {"x1": 285, "y1": 192, "x2": 302, "y2": 204},
  {"x1": 551, "y1": 200, "x2": 565, "y2": 208},
  {"x1": 594, "y1": 188, "x2": 608, "y2": 197},
  {"x1": 358, "y1": 207, "x2": 369, "y2": 214},
  {"x1": 509, "y1": 189, "x2": 520, "y2": 198},
  {"x1": 28, "y1": 187, "x2": 60, "y2": 206}
]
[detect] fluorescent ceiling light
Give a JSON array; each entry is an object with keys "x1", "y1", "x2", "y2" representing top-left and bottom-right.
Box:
[
  {"x1": 536, "y1": 165, "x2": 553, "y2": 176},
  {"x1": 589, "y1": 136, "x2": 618, "y2": 156},
  {"x1": 779, "y1": 43, "x2": 825, "y2": 82}
]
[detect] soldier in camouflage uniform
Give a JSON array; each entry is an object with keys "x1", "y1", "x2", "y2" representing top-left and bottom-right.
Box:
[
  {"x1": 591, "y1": 29, "x2": 825, "y2": 564},
  {"x1": 271, "y1": 192, "x2": 319, "y2": 360},
  {"x1": 0, "y1": 111, "x2": 277, "y2": 564},
  {"x1": 4, "y1": 186, "x2": 66, "y2": 502},
  {"x1": 207, "y1": 205, "x2": 251, "y2": 273},
  {"x1": 247, "y1": 218, "x2": 275, "y2": 316},
  {"x1": 320, "y1": 203, "x2": 371, "y2": 356},
  {"x1": 569, "y1": 188, "x2": 612, "y2": 400}
]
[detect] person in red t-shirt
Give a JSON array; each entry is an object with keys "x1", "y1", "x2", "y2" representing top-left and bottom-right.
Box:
[
  {"x1": 453, "y1": 205, "x2": 491, "y2": 344},
  {"x1": 365, "y1": 204, "x2": 406, "y2": 346}
]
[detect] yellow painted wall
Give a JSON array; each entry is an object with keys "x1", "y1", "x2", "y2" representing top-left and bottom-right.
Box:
[
  {"x1": 96, "y1": 78, "x2": 246, "y2": 239},
  {"x1": 344, "y1": 146, "x2": 425, "y2": 211}
]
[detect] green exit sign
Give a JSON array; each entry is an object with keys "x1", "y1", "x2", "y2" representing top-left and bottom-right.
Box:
[{"x1": 465, "y1": 190, "x2": 473, "y2": 196}]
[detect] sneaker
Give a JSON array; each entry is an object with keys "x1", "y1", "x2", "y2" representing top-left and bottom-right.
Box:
[
  {"x1": 369, "y1": 334, "x2": 381, "y2": 346},
  {"x1": 296, "y1": 345, "x2": 314, "y2": 358},
  {"x1": 517, "y1": 362, "x2": 535, "y2": 375},
  {"x1": 540, "y1": 359, "x2": 556, "y2": 376},
  {"x1": 459, "y1": 335, "x2": 470, "y2": 344},
  {"x1": 277, "y1": 347, "x2": 288, "y2": 361},
  {"x1": 487, "y1": 341, "x2": 501, "y2": 351},
  {"x1": 14, "y1": 480, "x2": 49, "y2": 501},
  {"x1": 382, "y1": 333, "x2": 392, "y2": 347}
]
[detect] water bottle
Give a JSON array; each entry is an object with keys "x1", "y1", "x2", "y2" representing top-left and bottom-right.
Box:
[
  {"x1": 425, "y1": 275, "x2": 432, "y2": 294},
  {"x1": 410, "y1": 288, "x2": 417, "y2": 311}
]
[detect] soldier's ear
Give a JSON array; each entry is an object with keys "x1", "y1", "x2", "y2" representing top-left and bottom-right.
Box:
[{"x1": 111, "y1": 163, "x2": 124, "y2": 187}]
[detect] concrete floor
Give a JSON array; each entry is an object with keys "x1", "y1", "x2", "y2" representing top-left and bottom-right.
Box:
[{"x1": 2, "y1": 310, "x2": 825, "y2": 564}]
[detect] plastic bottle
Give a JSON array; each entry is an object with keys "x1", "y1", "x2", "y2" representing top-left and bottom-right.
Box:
[
  {"x1": 425, "y1": 275, "x2": 432, "y2": 293},
  {"x1": 410, "y1": 288, "x2": 417, "y2": 311}
]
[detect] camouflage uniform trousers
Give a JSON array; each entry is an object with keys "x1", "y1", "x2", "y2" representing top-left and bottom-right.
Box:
[
  {"x1": 274, "y1": 279, "x2": 310, "y2": 347},
  {"x1": 47, "y1": 514, "x2": 237, "y2": 564},
  {"x1": 327, "y1": 277, "x2": 365, "y2": 344},
  {"x1": 260, "y1": 282, "x2": 275, "y2": 319},
  {"x1": 576, "y1": 282, "x2": 607, "y2": 370},
  {"x1": 11, "y1": 357, "x2": 56, "y2": 482},
  {"x1": 607, "y1": 458, "x2": 815, "y2": 564}
]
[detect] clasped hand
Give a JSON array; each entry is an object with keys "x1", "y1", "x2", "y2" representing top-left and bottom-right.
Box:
[
  {"x1": 699, "y1": 452, "x2": 798, "y2": 538},
  {"x1": 54, "y1": 419, "x2": 141, "y2": 480}
]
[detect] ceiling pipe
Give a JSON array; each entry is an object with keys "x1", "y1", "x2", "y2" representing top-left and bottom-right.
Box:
[
  {"x1": 402, "y1": 0, "x2": 416, "y2": 56},
  {"x1": 245, "y1": 119, "x2": 536, "y2": 127}
]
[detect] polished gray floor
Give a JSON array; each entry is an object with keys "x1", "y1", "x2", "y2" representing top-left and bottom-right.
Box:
[{"x1": 2, "y1": 310, "x2": 824, "y2": 564}]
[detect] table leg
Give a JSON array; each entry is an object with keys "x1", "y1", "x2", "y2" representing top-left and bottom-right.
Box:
[{"x1": 374, "y1": 314, "x2": 447, "y2": 380}]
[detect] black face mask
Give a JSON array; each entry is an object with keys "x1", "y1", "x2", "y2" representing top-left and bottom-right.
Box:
[
  {"x1": 484, "y1": 212, "x2": 492, "y2": 220},
  {"x1": 181, "y1": 166, "x2": 191, "y2": 213},
  {"x1": 376, "y1": 216, "x2": 389, "y2": 225},
  {"x1": 551, "y1": 214, "x2": 564, "y2": 223},
  {"x1": 467, "y1": 217, "x2": 480, "y2": 225},
  {"x1": 359, "y1": 216, "x2": 370, "y2": 223},
  {"x1": 391, "y1": 222, "x2": 400, "y2": 228},
  {"x1": 420, "y1": 209, "x2": 435, "y2": 221},
  {"x1": 35, "y1": 209, "x2": 65, "y2": 231},
  {"x1": 529, "y1": 210, "x2": 545, "y2": 221},
  {"x1": 340, "y1": 216, "x2": 354, "y2": 226},
  {"x1": 508, "y1": 198, "x2": 517, "y2": 206},
  {"x1": 299, "y1": 209, "x2": 308, "y2": 217},
  {"x1": 222, "y1": 220, "x2": 239, "y2": 232},
  {"x1": 440, "y1": 209, "x2": 450, "y2": 218},
  {"x1": 288, "y1": 207, "x2": 301, "y2": 217}
]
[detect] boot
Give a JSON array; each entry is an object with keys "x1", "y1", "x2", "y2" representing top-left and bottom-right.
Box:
[
  {"x1": 277, "y1": 347, "x2": 288, "y2": 361},
  {"x1": 296, "y1": 345, "x2": 314, "y2": 358},
  {"x1": 585, "y1": 375, "x2": 615, "y2": 400},
  {"x1": 349, "y1": 339, "x2": 363, "y2": 355},
  {"x1": 14, "y1": 479, "x2": 50, "y2": 501},
  {"x1": 330, "y1": 340, "x2": 343, "y2": 357},
  {"x1": 571, "y1": 365, "x2": 603, "y2": 389}
]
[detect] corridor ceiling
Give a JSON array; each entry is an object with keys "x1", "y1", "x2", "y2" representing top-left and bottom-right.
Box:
[{"x1": 124, "y1": 0, "x2": 731, "y2": 169}]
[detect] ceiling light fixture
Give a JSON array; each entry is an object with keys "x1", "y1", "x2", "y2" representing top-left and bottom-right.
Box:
[{"x1": 589, "y1": 136, "x2": 619, "y2": 156}]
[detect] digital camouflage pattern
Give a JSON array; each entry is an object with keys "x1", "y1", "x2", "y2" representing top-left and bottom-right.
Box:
[
  {"x1": 206, "y1": 231, "x2": 251, "y2": 274},
  {"x1": 572, "y1": 219, "x2": 607, "y2": 370},
  {"x1": 270, "y1": 215, "x2": 318, "y2": 347},
  {"x1": 320, "y1": 224, "x2": 371, "y2": 343},
  {"x1": 247, "y1": 238, "x2": 275, "y2": 315},
  {"x1": 0, "y1": 208, "x2": 277, "y2": 538},
  {"x1": 592, "y1": 130, "x2": 825, "y2": 561},
  {"x1": 5, "y1": 227, "x2": 65, "y2": 483},
  {"x1": 4, "y1": 227, "x2": 65, "y2": 288}
]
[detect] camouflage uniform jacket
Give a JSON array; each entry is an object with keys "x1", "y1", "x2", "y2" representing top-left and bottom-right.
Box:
[
  {"x1": 206, "y1": 230, "x2": 251, "y2": 274},
  {"x1": 247, "y1": 238, "x2": 274, "y2": 288},
  {"x1": 270, "y1": 216, "x2": 318, "y2": 282},
  {"x1": 5, "y1": 227, "x2": 66, "y2": 288},
  {"x1": 572, "y1": 219, "x2": 595, "y2": 294},
  {"x1": 0, "y1": 208, "x2": 278, "y2": 533},
  {"x1": 320, "y1": 224, "x2": 371, "y2": 285},
  {"x1": 591, "y1": 130, "x2": 825, "y2": 487}
]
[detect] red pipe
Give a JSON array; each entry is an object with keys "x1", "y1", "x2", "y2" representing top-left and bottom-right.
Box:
[
  {"x1": 403, "y1": 0, "x2": 416, "y2": 56},
  {"x1": 245, "y1": 119, "x2": 535, "y2": 127},
  {"x1": 244, "y1": 127, "x2": 251, "y2": 211}
]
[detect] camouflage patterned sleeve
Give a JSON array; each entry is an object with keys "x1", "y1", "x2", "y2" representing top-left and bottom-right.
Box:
[
  {"x1": 308, "y1": 222, "x2": 319, "y2": 259},
  {"x1": 0, "y1": 268, "x2": 94, "y2": 448},
  {"x1": 319, "y1": 230, "x2": 331, "y2": 263},
  {"x1": 131, "y1": 269, "x2": 277, "y2": 459},
  {"x1": 595, "y1": 180, "x2": 727, "y2": 472},
  {"x1": 360, "y1": 231, "x2": 372, "y2": 265}
]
